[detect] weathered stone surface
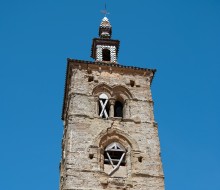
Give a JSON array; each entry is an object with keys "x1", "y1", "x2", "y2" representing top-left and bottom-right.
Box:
[
  {"x1": 59, "y1": 14, "x2": 164, "y2": 190},
  {"x1": 60, "y1": 62, "x2": 165, "y2": 190}
]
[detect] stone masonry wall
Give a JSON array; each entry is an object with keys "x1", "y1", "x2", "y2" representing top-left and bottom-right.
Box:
[{"x1": 60, "y1": 66, "x2": 164, "y2": 190}]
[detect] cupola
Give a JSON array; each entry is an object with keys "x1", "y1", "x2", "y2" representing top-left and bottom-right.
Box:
[
  {"x1": 91, "y1": 17, "x2": 120, "y2": 64},
  {"x1": 99, "y1": 17, "x2": 112, "y2": 38}
]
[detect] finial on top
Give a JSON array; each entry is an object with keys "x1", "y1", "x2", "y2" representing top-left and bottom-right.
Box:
[
  {"x1": 101, "y1": 2, "x2": 110, "y2": 17},
  {"x1": 99, "y1": 2, "x2": 112, "y2": 39}
]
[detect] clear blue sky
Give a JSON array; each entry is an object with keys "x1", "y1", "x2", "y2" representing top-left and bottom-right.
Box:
[{"x1": 0, "y1": 0, "x2": 220, "y2": 189}]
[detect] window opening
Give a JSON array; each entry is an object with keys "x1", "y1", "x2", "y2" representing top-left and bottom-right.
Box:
[
  {"x1": 102, "y1": 49, "x2": 111, "y2": 61},
  {"x1": 89, "y1": 154, "x2": 94, "y2": 159},
  {"x1": 99, "y1": 93, "x2": 109, "y2": 118},
  {"x1": 138, "y1": 156, "x2": 143, "y2": 163},
  {"x1": 88, "y1": 76, "x2": 94, "y2": 82},
  {"x1": 114, "y1": 101, "x2": 123, "y2": 117},
  {"x1": 130, "y1": 80, "x2": 135, "y2": 87},
  {"x1": 104, "y1": 142, "x2": 126, "y2": 175}
]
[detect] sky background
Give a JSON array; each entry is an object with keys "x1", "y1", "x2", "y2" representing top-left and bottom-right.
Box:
[{"x1": 0, "y1": 0, "x2": 220, "y2": 189}]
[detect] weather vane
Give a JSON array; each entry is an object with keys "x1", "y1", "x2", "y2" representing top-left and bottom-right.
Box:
[{"x1": 101, "y1": 2, "x2": 110, "y2": 17}]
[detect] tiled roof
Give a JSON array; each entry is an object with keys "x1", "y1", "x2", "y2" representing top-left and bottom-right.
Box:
[{"x1": 67, "y1": 58, "x2": 156, "y2": 73}]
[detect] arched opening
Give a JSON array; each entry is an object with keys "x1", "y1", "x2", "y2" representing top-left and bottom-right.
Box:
[
  {"x1": 99, "y1": 93, "x2": 110, "y2": 118},
  {"x1": 104, "y1": 142, "x2": 126, "y2": 166},
  {"x1": 114, "y1": 101, "x2": 123, "y2": 118},
  {"x1": 104, "y1": 142, "x2": 126, "y2": 176},
  {"x1": 102, "y1": 49, "x2": 111, "y2": 61},
  {"x1": 93, "y1": 128, "x2": 140, "y2": 177}
]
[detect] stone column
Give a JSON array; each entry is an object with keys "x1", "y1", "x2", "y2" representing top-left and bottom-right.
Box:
[
  {"x1": 109, "y1": 98, "x2": 116, "y2": 118},
  {"x1": 123, "y1": 99, "x2": 129, "y2": 119},
  {"x1": 94, "y1": 96, "x2": 99, "y2": 117}
]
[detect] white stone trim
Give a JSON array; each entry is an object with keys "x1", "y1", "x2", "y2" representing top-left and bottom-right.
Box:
[{"x1": 96, "y1": 45, "x2": 117, "y2": 63}]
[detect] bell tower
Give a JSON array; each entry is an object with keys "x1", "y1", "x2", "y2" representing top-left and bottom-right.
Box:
[
  {"x1": 91, "y1": 17, "x2": 120, "y2": 63},
  {"x1": 60, "y1": 16, "x2": 165, "y2": 190}
]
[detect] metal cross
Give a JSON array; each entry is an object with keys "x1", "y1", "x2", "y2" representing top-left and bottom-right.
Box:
[{"x1": 101, "y1": 2, "x2": 110, "y2": 16}]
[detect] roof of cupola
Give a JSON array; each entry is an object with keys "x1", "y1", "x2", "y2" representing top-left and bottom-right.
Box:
[{"x1": 100, "y1": 16, "x2": 111, "y2": 28}]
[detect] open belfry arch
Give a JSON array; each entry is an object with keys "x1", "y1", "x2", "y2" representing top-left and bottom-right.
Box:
[{"x1": 60, "y1": 15, "x2": 165, "y2": 190}]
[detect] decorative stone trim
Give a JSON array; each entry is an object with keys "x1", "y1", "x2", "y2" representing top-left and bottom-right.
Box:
[
  {"x1": 96, "y1": 45, "x2": 117, "y2": 63},
  {"x1": 93, "y1": 128, "x2": 140, "y2": 151},
  {"x1": 92, "y1": 83, "x2": 133, "y2": 100}
]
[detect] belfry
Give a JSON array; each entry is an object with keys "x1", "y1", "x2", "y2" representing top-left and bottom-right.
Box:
[{"x1": 60, "y1": 16, "x2": 165, "y2": 190}]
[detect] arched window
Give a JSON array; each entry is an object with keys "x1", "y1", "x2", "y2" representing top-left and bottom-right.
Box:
[
  {"x1": 104, "y1": 142, "x2": 126, "y2": 175},
  {"x1": 102, "y1": 49, "x2": 111, "y2": 61},
  {"x1": 114, "y1": 101, "x2": 123, "y2": 118},
  {"x1": 99, "y1": 93, "x2": 109, "y2": 118}
]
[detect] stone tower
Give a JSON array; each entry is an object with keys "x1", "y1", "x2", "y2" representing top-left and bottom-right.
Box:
[{"x1": 60, "y1": 16, "x2": 165, "y2": 190}]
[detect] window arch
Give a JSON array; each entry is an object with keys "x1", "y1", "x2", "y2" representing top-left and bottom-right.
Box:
[
  {"x1": 93, "y1": 84, "x2": 133, "y2": 119},
  {"x1": 104, "y1": 142, "x2": 126, "y2": 176},
  {"x1": 91, "y1": 128, "x2": 140, "y2": 177},
  {"x1": 102, "y1": 49, "x2": 111, "y2": 61}
]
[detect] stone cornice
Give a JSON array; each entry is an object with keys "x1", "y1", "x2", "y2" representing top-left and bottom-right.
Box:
[{"x1": 68, "y1": 58, "x2": 156, "y2": 76}]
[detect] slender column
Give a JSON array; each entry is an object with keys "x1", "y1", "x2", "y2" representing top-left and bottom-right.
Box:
[
  {"x1": 123, "y1": 99, "x2": 129, "y2": 119},
  {"x1": 94, "y1": 96, "x2": 99, "y2": 117},
  {"x1": 109, "y1": 98, "x2": 116, "y2": 118}
]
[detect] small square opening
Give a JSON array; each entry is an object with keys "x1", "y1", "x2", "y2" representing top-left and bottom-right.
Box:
[
  {"x1": 89, "y1": 154, "x2": 94, "y2": 159},
  {"x1": 88, "y1": 76, "x2": 94, "y2": 82},
  {"x1": 130, "y1": 80, "x2": 135, "y2": 87}
]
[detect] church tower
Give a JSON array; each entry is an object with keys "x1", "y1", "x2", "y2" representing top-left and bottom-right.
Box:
[{"x1": 60, "y1": 16, "x2": 165, "y2": 190}]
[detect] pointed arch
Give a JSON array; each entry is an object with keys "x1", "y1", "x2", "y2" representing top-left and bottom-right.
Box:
[
  {"x1": 92, "y1": 84, "x2": 133, "y2": 119},
  {"x1": 93, "y1": 84, "x2": 133, "y2": 100},
  {"x1": 112, "y1": 85, "x2": 133, "y2": 100},
  {"x1": 92, "y1": 128, "x2": 139, "y2": 151},
  {"x1": 92, "y1": 83, "x2": 113, "y2": 98}
]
